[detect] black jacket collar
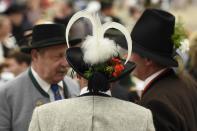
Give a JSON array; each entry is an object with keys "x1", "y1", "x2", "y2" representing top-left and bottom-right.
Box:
[{"x1": 79, "y1": 92, "x2": 111, "y2": 97}]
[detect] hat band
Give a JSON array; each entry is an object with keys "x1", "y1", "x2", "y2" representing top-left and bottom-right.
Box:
[
  {"x1": 31, "y1": 37, "x2": 66, "y2": 47},
  {"x1": 133, "y1": 40, "x2": 173, "y2": 57}
]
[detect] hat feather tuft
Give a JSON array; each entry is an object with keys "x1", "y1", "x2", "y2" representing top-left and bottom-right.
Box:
[{"x1": 82, "y1": 36, "x2": 118, "y2": 65}]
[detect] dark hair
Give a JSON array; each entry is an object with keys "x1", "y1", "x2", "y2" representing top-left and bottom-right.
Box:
[
  {"x1": 7, "y1": 51, "x2": 31, "y2": 65},
  {"x1": 4, "y1": 4, "x2": 26, "y2": 15},
  {"x1": 88, "y1": 72, "x2": 110, "y2": 93},
  {"x1": 100, "y1": 0, "x2": 114, "y2": 11},
  {"x1": 65, "y1": 0, "x2": 74, "y2": 9}
]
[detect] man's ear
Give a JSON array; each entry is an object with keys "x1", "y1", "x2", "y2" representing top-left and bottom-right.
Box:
[
  {"x1": 144, "y1": 58, "x2": 154, "y2": 66},
  {"x1": 31, "y1": 49, "x2": 39, "y2": 62}
]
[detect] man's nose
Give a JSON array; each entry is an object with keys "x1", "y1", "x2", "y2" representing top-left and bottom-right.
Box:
[{"x1": 61, "y1": 57, "x2": 69, "y2": 67}]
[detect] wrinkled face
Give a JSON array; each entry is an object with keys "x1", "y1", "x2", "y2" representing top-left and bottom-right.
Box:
[
  {"x1": 32, "y1": 44, "x2": 69, "y2": 84},
  {"x1": 130, "y1": 53, "x2": 147, "y2": 80}
]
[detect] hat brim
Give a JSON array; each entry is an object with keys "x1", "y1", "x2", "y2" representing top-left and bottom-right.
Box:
[
  {"x1": 133, "y1": 41, "x2": 178, "y2": 67},
  {"x1": 20, "y1": 39, "x2": 66, "y2": 54},
  {"x1": 104, "y1": 30, "x2": 128, "y2": 50},
  {"x1": 69, "y1": 38, "x2": 82, "y2": 47},
  {"x1": 20, "y1": 38, "x2": 82, "y2": 54},
  {"x1": 66, "y1": 47, "x2": 136, "y2": 82}
]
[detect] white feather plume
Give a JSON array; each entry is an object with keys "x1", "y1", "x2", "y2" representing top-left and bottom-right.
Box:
[
  {"x1": 82, "y1": 36, "x2": 118, "y2": 65},
  {"x1": 102, "y1": 22, "x2": 132, "y2": 64},
  {"x1": 66, "y1": 10, "x2": 98, "y2": 48},
  {"x1": 66, "y1": 10, "x2": 132, "y2": 65}
]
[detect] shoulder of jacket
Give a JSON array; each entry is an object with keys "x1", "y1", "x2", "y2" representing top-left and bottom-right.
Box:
[{"x1": 0, "y1": 70, "x2": 30, "y2": 92}]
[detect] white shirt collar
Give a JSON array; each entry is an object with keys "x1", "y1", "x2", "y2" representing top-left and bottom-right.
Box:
[
  {"x1": 144, "y1": 68, "x2": 167, "y2": 88},
  {"x1": 31, "y1": 67, "x2": 63, "y2": 93},
  {"x1": 80, "y1": 86, "x2": 111, "y2": 96},
  {"x1": 0, "y1": 43, "x2": 5, "y2": 63}
]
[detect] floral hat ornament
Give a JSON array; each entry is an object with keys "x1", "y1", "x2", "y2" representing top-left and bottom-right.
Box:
[
  {"x1": 172, "y1": 17, "x2": 189, "y2": 54},
  {"x1": 65, "y1": 10, "x2": 135, "y2": 92},
  {"x1": 172, "y1": 17, "x2": 189, "y2": 71}
]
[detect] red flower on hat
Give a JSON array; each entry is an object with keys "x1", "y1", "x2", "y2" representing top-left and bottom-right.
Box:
[
  {"x1": 84, "y1": 57, "x2": 125, "y2": 79},
  {"x1": 111, "y1": 58, "x2": 125, "y2": 77},
  {"x1": 111, "y1": 58, "x2": 121, "y2": 64}
]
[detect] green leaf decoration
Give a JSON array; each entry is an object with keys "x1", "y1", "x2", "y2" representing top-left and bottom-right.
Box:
[
  {"x1": 105, "y1": 66, "x2": 114, "y2": 74},
  {"x1": 84, "y1": 68, "x2": 93, "y2": 79},
  {"x1": 83, "y1": 56, "x2": 123, "y2": 79},
  {"x1": 172, "y1": 17, "x2": 187, "y2": 50}
]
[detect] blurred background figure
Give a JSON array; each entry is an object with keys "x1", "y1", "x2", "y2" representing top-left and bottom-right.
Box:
[
  {"x1": 99, "y1": 0, "x2": 122, "y2": 23},
  {"x1": 86, "y1": 0, "x2": 101, "y2": 13},
  {"x1": 0, "y1": 0, "x2": 11, "y2": 13},
  {"x1": 187, "y1": 31, "x2": 197, "y2": 80},
  {"x1": 0, "y1": 14, "x2": 15, "y2": 63},
  {"x1": 25, "y1": 0, "x2": 42, "y2": 25},
  {"x1": 3, "y1": 51, "x2": 31, "y2": 76},
  {"x1": 0, "y1": 51, "x2": 31, "y2": 84},
  {"x1": 125, "y1": 0, "x2": 143, "y2": 31},
  {"x1": 53, "y1": 0, "x2": 89, "y2": 41},
  {"x1": 4, "y1": 4, "x2": 32, "y2": 46},
  {"x1": 143, "y1": 0, "x2": 162, "y2": 9},
  {"x1": 53, "y1": 0, "x2": 75, "y2": 24}
]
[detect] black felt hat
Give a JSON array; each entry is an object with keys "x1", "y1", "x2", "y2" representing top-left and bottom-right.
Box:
[
  {"x1": 21, "y1": 24, "x2": 67, "y2": 53},
  {"x1": 65, "y1": 9, "x2": 136, "y2": 89},
  {"x1": 131, "y1": 8, "x2": 178, "y2": 67},
  {"x1": 66, "y1": 47, "x2": 135, "y2": 82}
]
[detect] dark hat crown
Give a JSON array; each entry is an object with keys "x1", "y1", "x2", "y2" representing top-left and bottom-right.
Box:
[
  {"x1": 32, "y1": 24, "x2": 66, "y2": 46},
  {"x1": 131, "y1": 9, "x2": 178, "y2": 67},
  {"x1": 20, "y1": 23, "x2": 67, "y2": 53},
  {"x1": 131, "y1": 9, "x2": 175, "y2": 56}
]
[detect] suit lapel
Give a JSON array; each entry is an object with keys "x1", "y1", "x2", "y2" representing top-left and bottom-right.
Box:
[
  {"x1": 142, "y1": 68, "x2": 174, "y2": 97},
  {"x1": 63, "y1": 81, "x2": 69, "y2": 98},
  {"x1": 23, "y1": 70, "x2": 50, "y2": 108},
  {"x1": 29, "y1": 68, "x2": 69, "y2": 99},
  {"x1": 28, "y1": 69, "x2": 50, "y2": 98}
]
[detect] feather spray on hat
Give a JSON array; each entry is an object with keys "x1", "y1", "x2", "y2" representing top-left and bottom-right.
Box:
[{"x1": 66, "y1": 10, "x2": 132, "y2": 66}]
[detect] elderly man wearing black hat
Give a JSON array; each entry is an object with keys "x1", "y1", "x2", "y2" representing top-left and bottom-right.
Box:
[
  {"x1": 0, "y1": 23, "x2": 80, "y2": 131},
  {"x1": 130, "y1": 9, "x2": 197, "y2": 131}
]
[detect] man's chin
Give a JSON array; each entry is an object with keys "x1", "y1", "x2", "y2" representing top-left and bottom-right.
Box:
[
  {"x1": 131, "y1": 72, "x2": 143, "y2": 80},
  {"x1": 53, "y1": 76, "x2": 65, "y2": 83},
  {"x1": 131, "y1": 71, "x2": 137, "y2": 77}
]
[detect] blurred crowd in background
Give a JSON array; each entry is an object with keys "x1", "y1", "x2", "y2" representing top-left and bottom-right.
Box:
[{"x1": 0, "y1": 0, "x2": 197, "y2": 102}]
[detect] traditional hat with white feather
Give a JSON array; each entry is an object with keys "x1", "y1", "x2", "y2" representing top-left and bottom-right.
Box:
[{"x1": 66, "y1": 10, "x2": 136, "y2": 93}]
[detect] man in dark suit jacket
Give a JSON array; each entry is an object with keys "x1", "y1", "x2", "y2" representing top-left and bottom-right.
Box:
[{"x1": 130, "y1": 8, "x2": 197, "y2": 131}]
